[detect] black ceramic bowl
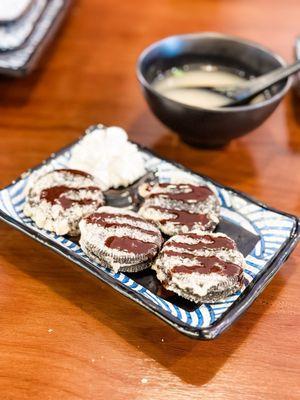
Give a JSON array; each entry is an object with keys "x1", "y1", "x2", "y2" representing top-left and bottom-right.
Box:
[{"x1": 137, "y1": 32, "x2": 292, "y2": 147}]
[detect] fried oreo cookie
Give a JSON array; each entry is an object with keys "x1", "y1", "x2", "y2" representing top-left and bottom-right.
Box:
[
  {"x1": 79, "y1": 206, "x2": 163, "y2": 273},
  {"x1": 138, "y1": 182, "x2": 220, "y2": 236},
  {"x1": 24, "y1": 169, "x2": 104, "y2": 236},
  {"x1": 152, "y1": 231, "x2": 245, "y2": 303}
]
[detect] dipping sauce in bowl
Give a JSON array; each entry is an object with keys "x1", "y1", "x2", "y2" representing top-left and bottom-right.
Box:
[
  {"x1": 152, "y1": 63, "x2": 266, "y2": 108},
  {"x1": 137, "y1": 32, "x2": 291, "y2": 147}
]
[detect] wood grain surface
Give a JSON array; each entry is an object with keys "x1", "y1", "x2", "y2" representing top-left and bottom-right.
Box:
[{"x1": 0, "y1": 1, "x2": 299, "y2": 399}]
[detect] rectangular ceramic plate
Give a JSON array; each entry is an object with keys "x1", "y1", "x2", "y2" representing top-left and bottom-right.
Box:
[{"x1": 0, "y1": 125, "x2": 299, "y2": 339}]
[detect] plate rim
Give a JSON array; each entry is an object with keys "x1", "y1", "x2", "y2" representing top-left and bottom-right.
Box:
[{"x1": 0, "y1": 124, "x2": 299, "y2": 339}]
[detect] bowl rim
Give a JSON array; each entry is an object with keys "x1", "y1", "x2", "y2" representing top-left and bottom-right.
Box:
[{"x1": 136, "y1": 32, "x2": 292, "y2": 113}]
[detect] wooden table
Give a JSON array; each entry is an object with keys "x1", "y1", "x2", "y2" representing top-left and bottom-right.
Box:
[{"x1": 0, "y1": 1, "x2": 299, "y2": 399}]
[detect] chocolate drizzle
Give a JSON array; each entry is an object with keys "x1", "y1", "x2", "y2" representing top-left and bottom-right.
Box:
[
  {"x1": 140, "y1": 182, "x2": 219, "y2": 235},
  {"x1": 148, "y1": 206, "x2": 210, "y2": 227},
  {"x1": 153, "y1": 230, "x2": 244, "y2": 302},
  {"x1": 105, "y1": 236, "x2": 157, "y2": 255},
  {"x1": 40, "y1": 185, "x2": 102, "y2": 209},
  {"x1": 164, "y1": 234, "x2": 235, "y2": 252},
  {"x1": 86, "y1": 212, "x2": 158, "y2": 231},
  {"x1": 171, "y1": 256, "x2": 243, "y2": 278},
  {"x1": 98, "y1": 222, "x2": 156, "y2": 236},
  {"x1": 57, "y1": 169, "x2": 92, "y2": 178},
  {"x1": 84, "y1": 209, "x2": 163, "y2": 260},
  {"x1": 147, "y1": 183, "x2": 213, "y2": 202}
]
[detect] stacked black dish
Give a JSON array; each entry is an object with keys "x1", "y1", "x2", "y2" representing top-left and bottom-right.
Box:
[{"x1": 0, "y1": 0, "x2": 71, "y2": 76}]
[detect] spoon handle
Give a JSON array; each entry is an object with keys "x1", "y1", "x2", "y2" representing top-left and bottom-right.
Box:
[{"x1": 233, "y1": 60, "x2": 300, "y2": 104}]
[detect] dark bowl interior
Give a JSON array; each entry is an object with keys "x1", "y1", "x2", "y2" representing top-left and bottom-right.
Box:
[{"x1": 137, "y1": 33, "x2": 291, "y2": 147}]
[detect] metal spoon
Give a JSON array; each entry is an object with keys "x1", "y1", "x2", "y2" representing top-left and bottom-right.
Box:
[
  {"x1": 178, "y1": 60, "x2": 300, "y2": 106},
  {"x1": 293, "y1": 36, "x2": 300, "y2": 97}
]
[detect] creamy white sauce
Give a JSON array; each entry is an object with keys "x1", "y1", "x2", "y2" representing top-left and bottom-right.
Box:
[{"x1": 152, "y1": 65, "x2": 264, "y2": 108}]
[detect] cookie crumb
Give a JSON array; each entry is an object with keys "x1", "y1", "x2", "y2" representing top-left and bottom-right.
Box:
[{"x1": 141, "y1": 378, "x2": 148, "y2": 384}]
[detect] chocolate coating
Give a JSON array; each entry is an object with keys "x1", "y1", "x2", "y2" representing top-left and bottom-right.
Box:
[
  {"x1": 171, "y1": 256, "x2": 243, "y2": 278},
  {"x1": 40, "y1": 185, "x2": 101, "y2": 209},
  {"x1": 147, "y1": 206, "x2": 210, "y2": 227},
  {"x1": 105, "y1": 236, "x2": 157, "y2": 255},
  {"x1": 147, "y1": 183, "x2": 213, "y2": 202},
  {"x1": 57, "y1": 169, "x2": 92, "y2": 178},
  {"x1": 164, "y1": 233, "x2": 236, "y2": 252}
]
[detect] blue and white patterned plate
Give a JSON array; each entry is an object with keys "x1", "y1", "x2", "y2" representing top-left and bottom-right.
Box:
[{"x1": 0, "y1": 125, "x2": 299, "y2": 339}]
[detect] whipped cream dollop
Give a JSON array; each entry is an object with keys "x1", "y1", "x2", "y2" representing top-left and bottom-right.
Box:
[{"x1": 68, "y1": 126, "x2": 146, "y2": 191}]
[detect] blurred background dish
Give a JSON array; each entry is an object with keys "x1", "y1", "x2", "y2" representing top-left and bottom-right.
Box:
[
  {"x1": 0, "y1": 0, "x2": 46, "y2": 52},
  {"x1": 137, "y1": 32, "x2": 292, "y2": 147},
  {"x1": 0, "y1": 0, "x2": 33, "y2": 24},
  {"x1": 0, "y1": 0, "x2": 71, "y2": 76}
]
